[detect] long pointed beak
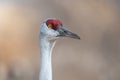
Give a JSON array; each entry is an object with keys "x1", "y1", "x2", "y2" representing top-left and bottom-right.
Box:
[{"x1": 57, "y1": 27, "x2": 80, "y2": 39}]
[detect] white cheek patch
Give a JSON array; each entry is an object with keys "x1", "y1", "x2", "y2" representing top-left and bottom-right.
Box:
[
  {"x1": 40, "y1": 23, "x2": 59, "y2": 40},
  {"x1": 47, "y1": 29, "x2": 59, "y2": 37}
]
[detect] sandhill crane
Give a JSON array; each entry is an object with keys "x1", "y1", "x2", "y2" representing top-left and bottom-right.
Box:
[{"x1": 39, "y1": 18, "x2": 80, "y2": 80}]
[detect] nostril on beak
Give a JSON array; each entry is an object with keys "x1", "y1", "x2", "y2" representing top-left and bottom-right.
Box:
[{"x1": 57, "y1": 27, "x2": 80, "y2": 39}]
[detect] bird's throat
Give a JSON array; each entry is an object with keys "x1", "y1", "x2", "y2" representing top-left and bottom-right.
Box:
[{"x1": 40, "y1": 38, "x2": 56, "y2": 80}]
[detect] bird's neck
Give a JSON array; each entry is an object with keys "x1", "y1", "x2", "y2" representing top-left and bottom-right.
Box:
[{"x1": 39, "y1": 37, "x2": 56, "y2": 80}]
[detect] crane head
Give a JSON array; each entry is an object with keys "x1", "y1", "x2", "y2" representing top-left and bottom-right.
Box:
[{"x1": 40, "y1": 18, "x2": 80, "y2": 41}]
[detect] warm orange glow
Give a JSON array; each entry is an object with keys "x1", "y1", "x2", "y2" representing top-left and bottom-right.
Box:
[
  {"x1": 0, "y1": 0, "x2": 120, "y2": 80},
  {"x1": 48, "y1": 24, "x2": 53, "y2": 28}
]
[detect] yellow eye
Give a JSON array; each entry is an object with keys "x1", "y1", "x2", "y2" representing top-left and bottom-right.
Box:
[{"x1": 48, "y1": 24, "x2": 52, "y2": 28}]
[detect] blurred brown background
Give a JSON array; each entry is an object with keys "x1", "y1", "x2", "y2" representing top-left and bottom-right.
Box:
[{"x1": 0, "y1": 0, "x2": 120, "y2": 80}]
